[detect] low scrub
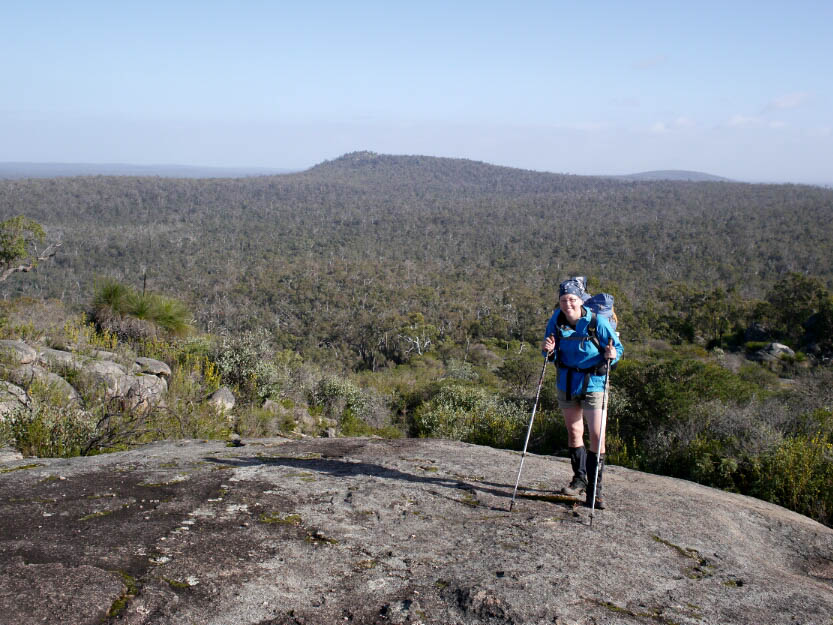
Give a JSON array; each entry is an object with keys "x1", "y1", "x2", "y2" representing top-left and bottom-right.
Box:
[
  {"x1": 608, "y1": 359, "x2": 833, "y2": 527},
  {"x1": 1, "y1": 404, "x2": 96, "y2": 458},
  {"x1": 413, "y1": 383, "x2": 535, "y2": 449}
]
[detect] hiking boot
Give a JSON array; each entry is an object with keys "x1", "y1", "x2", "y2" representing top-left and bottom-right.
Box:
[
  {"x1": 560, "y1": 446, "x2": 587, "y2": 496},
  {"x1": 585, "y1": 451, "x2": 606, "y2": 510},
  {"x1": 561, "y1": 474, "x2": 587, "y2": 496}
]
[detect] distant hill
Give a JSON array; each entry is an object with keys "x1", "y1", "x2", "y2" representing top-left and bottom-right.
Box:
[
  {"x1": 303, "y1": 151, "x2": 614, "y2": 194},
  {"x1": 310, "y1": 153, "x2": 733, "y2": 186},
  {"x1": 0, "y1": 162, "x2": 295, "y2": 179},
  {"x1": 615, "y1": 169, "x2": 731, "y2": 182}
]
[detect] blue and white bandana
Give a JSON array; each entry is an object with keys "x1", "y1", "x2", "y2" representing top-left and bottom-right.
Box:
[{"x1": 559, "y1": 279, "x2": 585, "y2": 298}]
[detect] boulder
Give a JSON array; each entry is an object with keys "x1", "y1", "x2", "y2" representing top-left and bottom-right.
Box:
[
  {"x1": 41, "y1": 371, "x2": 83, "y2": 405},
  {"x1": 298, "y1": 412, "x2": 318, "y2": 431},
  {"x1": 753, "y1": 342, "x2": 796, "y2": 362},
  {"x1": 91, "y1": 349, "x2": 118, "y2": 360},
  {"x1": 135, "y1": 357, "x2": 172, "y2": 378},
  {"x1": 5, "y1": 365, "x2": 81, "y2": 406},
  {"x1": 0, "y1": 341, "x2": 171, "y2": 418},
  {"x1": 125, "y1": 375, "x2": 168, "y2": 413},
  {"x1": 37, "y1": 347, "x2": 86, "y2": 371},
  {"x1": 5, "y1": 364, "x2": 37, "y2": 387},
  {"x1": 0, "y1": 381, "x2": 29, "y2": 419},
  {"x1": 0, "y1": 340, "x2": 37, "y2": 366},
  {"x1": 208, "y1": 386, "x2": 235, "y2": 414},
  {"x1": 82, "y1": 360, "x2": 131, "y2": 398}
]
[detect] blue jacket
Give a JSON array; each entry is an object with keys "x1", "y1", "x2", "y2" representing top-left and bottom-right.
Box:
[{"x1": 543, "y1": 307, "x2": 624, "y2": 396}]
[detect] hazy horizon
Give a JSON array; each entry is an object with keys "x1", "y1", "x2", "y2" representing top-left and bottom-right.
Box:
[
  {"x1": 3, "y1": 2, "x2": 831, "y2": 186},
  {"x1": 2, "y1": 155, "x2": 830, "y2": 186}
]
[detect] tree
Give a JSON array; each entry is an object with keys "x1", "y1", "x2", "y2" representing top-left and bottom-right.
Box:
[
  {"x1": 0, "y1": 215, "x2": 60, "y2": 282},
  {"x1": 759, "y1": 273, "x2": 830, "y2": 345}
]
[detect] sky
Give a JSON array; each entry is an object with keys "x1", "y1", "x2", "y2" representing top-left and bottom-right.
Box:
[{"x1": 2, "y1": 1, "x2": 832, "y2": 184}]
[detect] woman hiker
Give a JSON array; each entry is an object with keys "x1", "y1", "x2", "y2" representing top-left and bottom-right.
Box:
[{"x1": 542, "y1": 278, "x2": 623, "y2": 509}]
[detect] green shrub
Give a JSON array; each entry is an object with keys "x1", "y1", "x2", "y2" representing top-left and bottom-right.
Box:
[
  {"x1": 612, "y1": 356, "x2": 759, "y2": 441},
  {"x1": 737, "y1": 362, "x2": 779, "y2": 388},
  {"x1": 445, "y1": 358, "x2": 478, "y2": 382},
  {"x1": 314, "y1": 375, "x2": 392, "y2": 432},
  {"x1": 214, "y1": 329, "x2": 273, "y2": 400},
  {"x1": 340, "y1": 408, "x2": 375, "y2": 437},
  {"x1": 744, "y1": 341, "x2": 770, "y2": 352},
  {"x1": 3, "y1": 405, "x2": 96, "y2": 458},
  {"x1": 141, "y1": 294, "x2": 191, "y2": 335},
  {"x1": 496, "y1": 350, "x2": 544, "y2": 395},
  {"x1": 234, "y1": 405, "x2": 294, "y2": 438},
  {"x1": 412, "y1": 383, "x2": 530, "y2": 448},
  {"x1": 756, "y1": 432, "x2": 833, "y2": 524},
  {"x1": 93, "y1": 278, "x2": 132, "y2": 316}
]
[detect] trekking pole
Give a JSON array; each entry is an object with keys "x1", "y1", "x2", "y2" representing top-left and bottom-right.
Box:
[
  {"x1": 589, "y1": 357, "x2": 612, "y2": 526},
  {"x1": 509, "y1": 350, "x2": 551, "y2": 512}
]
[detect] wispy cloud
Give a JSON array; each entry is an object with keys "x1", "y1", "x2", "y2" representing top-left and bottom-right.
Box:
[
  {"x1": 728, "y1": 114, "x2": 764, "y2": 128},
  {"x1": 765, "y1": 92, "x2": 810, "y2": 111},
  {"x1": 727, "y1": 114, "x2": 787, "y2": 129}
]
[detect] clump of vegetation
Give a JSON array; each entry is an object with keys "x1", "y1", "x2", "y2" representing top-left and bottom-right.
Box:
[
  {"x1": 2, "y1": 404, "x2": 96, "y2": 458},
  {"x1": 414, "y1": 383, "x2": 539, "y2": 449},
  {"x1": 92, "y1": 278, "x2": 192, "y2": 339},
  {"x1": 313, "y1": 375, "x2": 400, "y2": 437},
  {"x1": 212, "y1": 329, "x2": 302, "y2": 403}
]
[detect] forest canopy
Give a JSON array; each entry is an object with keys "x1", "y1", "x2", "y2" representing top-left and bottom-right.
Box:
[{"x1": 2, "y1": 151, "x2": 831, "y2": 368}]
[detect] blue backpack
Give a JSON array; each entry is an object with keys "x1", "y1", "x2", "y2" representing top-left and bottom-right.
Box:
[{"x1": 584, "y1": 293, "x2": 617, "y2": 333}]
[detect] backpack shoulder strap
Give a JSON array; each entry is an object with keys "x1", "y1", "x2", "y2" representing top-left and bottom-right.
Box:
[{"x1": 587, "y1": 312, "x2": 601, "y2": 351}]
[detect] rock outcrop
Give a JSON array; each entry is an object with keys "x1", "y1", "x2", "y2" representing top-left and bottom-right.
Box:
[
  {"x1": 0, "y1": 341, "x2": 172, "y2": 417},
  {"x1": 1, "y1": 437, "x2": 831, "y2": 625},
  {"x1": 0, "y1": 340, "x2": 37, "y2": 365}
]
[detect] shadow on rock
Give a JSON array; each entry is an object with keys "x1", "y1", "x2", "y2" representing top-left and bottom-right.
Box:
[{"x1": 203, "y1": 455, "x2": 568, "y2": 512}]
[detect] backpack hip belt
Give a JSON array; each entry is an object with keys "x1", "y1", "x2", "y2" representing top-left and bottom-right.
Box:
[{"x1": 554, "y1": 312, "x2": 606, "y2": 401}]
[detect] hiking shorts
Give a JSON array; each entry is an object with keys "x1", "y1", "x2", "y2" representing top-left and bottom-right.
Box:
[{"x1": 557, "y1": 389, "x2": 605, "y2": 411}]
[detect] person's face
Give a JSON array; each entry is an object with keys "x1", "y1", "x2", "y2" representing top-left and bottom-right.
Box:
[{"x1": 559, "y1": 294, "x2": 583, "y2": 320}]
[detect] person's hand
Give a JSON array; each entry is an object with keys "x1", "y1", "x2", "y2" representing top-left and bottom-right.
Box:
[
  {"x1": 543, "y1": 335, "x2": 556, "y2": 353},
  {"x1": 604, "y1": 338, "x2": 617, "y2": 360}
]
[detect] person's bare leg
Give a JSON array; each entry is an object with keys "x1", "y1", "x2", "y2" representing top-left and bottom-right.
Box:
[{"x1": 562, "y1": 406, "x2": 587, "y2": 495}]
